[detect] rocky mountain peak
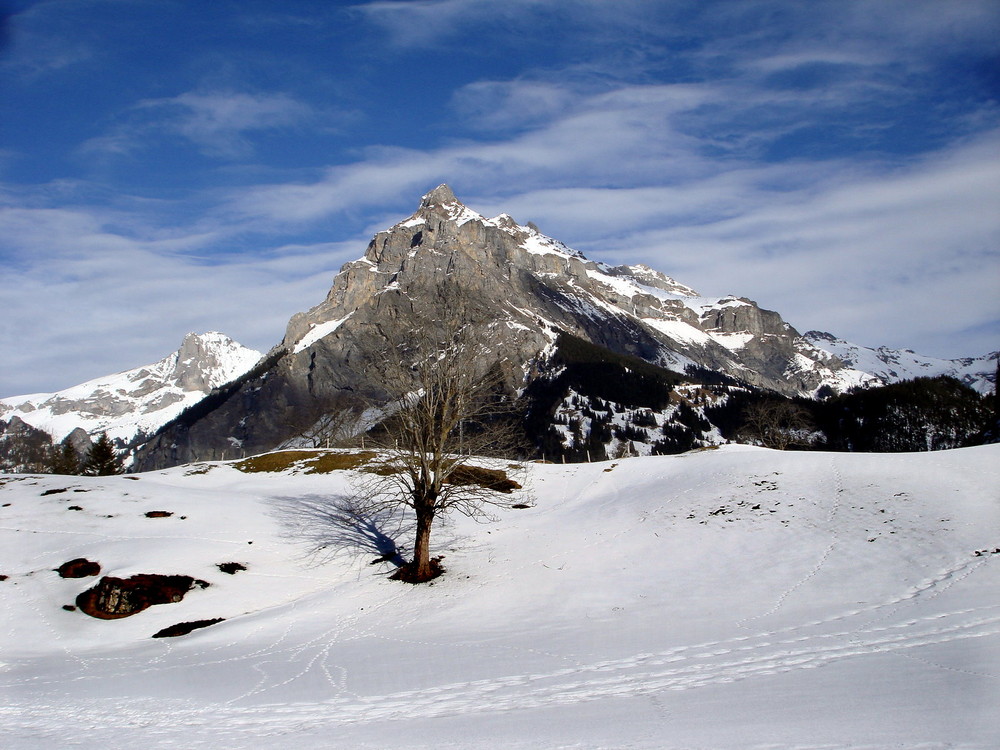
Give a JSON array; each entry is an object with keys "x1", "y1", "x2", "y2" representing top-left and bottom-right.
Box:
[
  {"x1": 130, "y1": 185, "x2": 999, "y2": 470},
  {"x1": 419, "y1": 183, "x2": 460, "y2": 208},
  {"x1": 171, "y1": 332, "x2": 259, "y2": 392},
  {"x1": 278, "y1": 185, "x2": 871, "y2": 405}
]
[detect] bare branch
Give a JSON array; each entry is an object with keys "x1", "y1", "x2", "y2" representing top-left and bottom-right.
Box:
[{"x1": 347, "y1": 285, "x2": 530, "y2": 582}]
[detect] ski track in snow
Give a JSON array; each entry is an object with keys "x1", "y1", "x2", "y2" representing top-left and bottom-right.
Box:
[
  {"x1": 4, "y1": 598, "x2": 998, "y2": 735},
  {"x1": 2, "y1": 448, "x2": 998, "y2": 748},
  {"x1": 736, "y1": 456, "x2": 847, "y2": 628}
]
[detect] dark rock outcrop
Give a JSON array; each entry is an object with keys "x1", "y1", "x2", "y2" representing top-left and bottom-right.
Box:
[
  {"x1": 76, "y1": 574, "x2": 207, "y2": 619},
  {"x1": 151, "y1": 618, "x2": 225, "y2": 638}
]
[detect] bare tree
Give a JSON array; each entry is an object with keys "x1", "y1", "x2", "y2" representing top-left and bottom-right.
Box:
[
  {"x1": 353, "y1": 313, "x2": 527, "y2": 583},
  {"x1": 738, "y1": 398, "x2": 814, "y2": 450},
  {"x1": 281, "y1": 393, "x2": 365, "y2": 449}
]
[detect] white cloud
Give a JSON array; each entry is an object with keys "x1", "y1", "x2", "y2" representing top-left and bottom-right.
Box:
[
  {"x1": 590, "y1": 133, "x2": 1000, "y2": 357},
  {"x1": 208, "y1": 75, "x2": 998, "y2": 361},
  {"x1": 5, "y1": 0, "x2": 998, "y2": 394},
  {"x1": 81, "y1": 90, "x2": 314, "y2": 160},
  {"x1": 154, "y1": 91, "x2": 313, "y2": 157},
  {"x1": 449, "y1": 80, "x2": 582, "y2": 133},
  {"x1": 0, "y1": 202, "x2": 363, "y2": 395}
]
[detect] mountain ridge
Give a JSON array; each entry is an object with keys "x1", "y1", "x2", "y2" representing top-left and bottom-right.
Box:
[
  {"x1": 0, "y1": 332, "x2": 261, "y2": 446},
  {"x1": 128, "y1": 185, "x2": 995, "y2": 470},
  {"x1": 2, "y1": 186, "x2": 995, "y2": 471}
]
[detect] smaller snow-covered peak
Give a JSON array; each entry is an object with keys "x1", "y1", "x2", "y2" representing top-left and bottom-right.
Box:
[
  {"x1": 804, "y1": 331, "x2": 998, "y2": 394},
  {"x1": 804, "y1": 330, "x2": 838, "y2": 343},
  {"x1": 0, "y1": 333, "x2": 262, "y2": 445},
  {"x1": 172, "y1": 332, "x2": 262, "y2": 392},
  {"x1": 512, "y1": 218, "x2": 586, "y2": 260}
]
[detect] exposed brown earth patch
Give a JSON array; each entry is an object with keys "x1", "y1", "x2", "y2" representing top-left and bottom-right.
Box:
[
  {"x1": 57, "y1": 558, "x2": 101, "y2": 578},
  {"x1": 390, "y1": 557, "x2": 444, "y2": 584}
]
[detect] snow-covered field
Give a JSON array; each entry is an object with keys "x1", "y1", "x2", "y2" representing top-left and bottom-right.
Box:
[{"x1": 2, "y1": 445, "x2": 998, "y2": 749}]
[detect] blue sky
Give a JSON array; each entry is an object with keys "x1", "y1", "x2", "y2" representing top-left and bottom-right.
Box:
[{"x1": 1, "y1": 0, "x2": 998, "y2": 395}]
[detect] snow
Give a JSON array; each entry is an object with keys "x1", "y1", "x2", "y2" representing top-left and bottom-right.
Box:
[
  {"x1": 292, "y1": 313, "x2": 354, "y2": 354},
  {"x1": 0, "y1": 333, "x2": 261, "y2": 444},
  {"x1": 806, "y1": 333, "x2": 997, "y2": 394},
  {"x1": 444, "y1": 202, "x2": 486, "y2": 226},
  {"x1": 2, "y1": 444, "x2": 998, "y2": 749},
  {"x1": 712, "y1": 331, "x2": 756, "y2": 350},
  {"x1": 641, "y1": 316, "x2": 714, "y2": 346},
  {"x1": 520, "y1": 233, "x2": 570, "y2": 257},
  {"x1": 587, "y1": 267, "x2": 641, "y2": 299}
]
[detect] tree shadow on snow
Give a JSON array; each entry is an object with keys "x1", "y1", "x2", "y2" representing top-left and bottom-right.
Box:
[{"x1": 270, "y1": 494, "x2": 409, "y2": 569}]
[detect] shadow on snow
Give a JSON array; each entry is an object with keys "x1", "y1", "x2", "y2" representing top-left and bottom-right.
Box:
[{"x1": 270, "y1": 494, "x2": 409, "y2": 570}]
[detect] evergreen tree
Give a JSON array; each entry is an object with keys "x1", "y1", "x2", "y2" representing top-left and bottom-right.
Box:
[
  {"x1": 81, "y1": 432, "x2": 124, "y2": 476},
  {"x1": 993, "y1": 360, "x2": 1000, "y2": 422},
  {"x1": 50, "y1": 441, "x2": 81, "y2": 475}
]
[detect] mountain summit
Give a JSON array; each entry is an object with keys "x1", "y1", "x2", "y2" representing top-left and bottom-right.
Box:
[
  {"x1": 420, "y1": 183, "x2": 460, "y2": 207},
  {"x1": 133, "y1": 187, "x2": 886, "y2": 468},
  {"x1": 3, "y1": 187, "x2": 993, "y2": 472}
]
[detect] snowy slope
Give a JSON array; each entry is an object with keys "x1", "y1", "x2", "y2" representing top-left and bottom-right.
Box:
[
  {"x1": 2, "y1": 444, "x2": 998, "y2": 749},
  {"x1": 0, "y1": 332, "x2": 261, "y2": 444},
  {"x1": 806, "y1": 331, "x2": 997, "y2": 393}
]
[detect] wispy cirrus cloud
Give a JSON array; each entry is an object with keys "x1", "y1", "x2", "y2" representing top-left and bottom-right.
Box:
[
  {"x1": 0, "y1": 0, "x2": 94, "y2": 79},
  {"x1": 586, "y1": 131, "x2": 1000, "y2": 355},
  {"x1": 220, "y1": 100, "x2": 1000, "y2": 358},
  {"x1": 0, "y1": 198, "x2": 364, "y2": 394},
  {"x1": 2, "y1": 0, "x2": 998, "y2": 397},
  {"x1": 81, "y1": 90, "x2": 315, "y2": 160}
]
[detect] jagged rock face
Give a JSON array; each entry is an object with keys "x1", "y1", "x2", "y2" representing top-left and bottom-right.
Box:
[
  {"x1": 282, "y1": 185, "x2": 849, "y2": 395},
  {"x1": 134, "y1": 185, "x2": 874, "y2": 470}
]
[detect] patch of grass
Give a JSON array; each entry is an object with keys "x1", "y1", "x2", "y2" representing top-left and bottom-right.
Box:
[
  {"x1": 304, "y1": 451, "x2": 377, "y2": 473},
  {"x1": 235, "y1": 451, "x2": 314, "y2": 473},
  {"x1": 447, "y1": 465, "x2": 521, "y2": 493},
  {"x1": 235, "y1": 450, "x2": 377, "y2": 474},
  {"x1": 364, "y1": 461, "x2": 522, "y2": 493}
]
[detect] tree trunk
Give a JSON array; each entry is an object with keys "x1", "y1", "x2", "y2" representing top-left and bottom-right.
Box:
[{"x1": 412, "y1": 507, "x2": 435, "y2": 581}]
